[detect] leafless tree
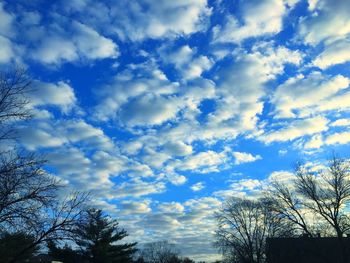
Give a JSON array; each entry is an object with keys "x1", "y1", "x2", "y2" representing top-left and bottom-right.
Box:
[
  {"x1": 215, "y1": 198, "x2": 290, "y2": 263},
  {"x1": 295, "y1": 156, "x2": 350, "y2": 238},
  {"x1": 7, "y1": 192, "x2": 88, "y2": 263},
  {"x1": 0, "y1": 68, "x2": 89, "y2": 262},
  {"x1": 139, "y1": 240, "x2": 181, "y2": 263},
  {"x1": 266, "y1": 181, "x2": 314, "y2": 237},
  {"x1": 0, "y1": 67, "x2": 31, "y2": 141}
]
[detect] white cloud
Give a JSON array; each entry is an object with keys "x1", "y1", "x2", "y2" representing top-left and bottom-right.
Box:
[
  {"x1": 164, "y1": 141, "x2": 193, "y2": 156},
  {"x1": 272, "y1": 72, "x2": 350, "y2": 118},
  {"x1": 142, "y1": 150, "x2": 170, "y2": 169},
  {"x1": 112, "y1": 179, "x2": 166, "y2": 198},
  {"x1": 299, "y1": 0, "x2": 350, "y2": 45},
  {"x1": 32, "y1": 21, "x2": 118, "y2": 65},
  {"x1": 0, "y1": 2, "x2": 14, "y2": 38},
  {"x1": 267, "y1": 170, "x2": 296, "y2": 187},
  {"x1": 213, "y1": 0, "x2": 293, "y2": 43},
  {"x1": 93, "y1": 61, "x2": 216, "y2": 128},
  {"x1": 260, "y1": 116, "x2": 329, "y2": 143},
  {"x1": 47, "y1": 147, "x2": 91, "y2": 176},
  {"x1": 109, "y1": 0, "x2": 211, "y2": 41},
  {"x1": 72, "y1": 21, "x2": 119, "y2": 60},
  {"x1": 175, "y1": 150, "x2": 227, "y2": 173},
  {"x1": 230, "y1": 179, "x2": 262, "y2": 192},
  {"x1": 119, "y1": 95, "x2": 181, "y2": 127},
  {"x1": 209, "y1": 43, "x2": 301, "y2": 133},
  {"x1": 191, "y1": 182, "x2": 205, "y2": 192},
  {"x1": 325, "y1": 132, "x2": 350, "y2": 145},
  {"x1": 60, "y1": 119, "x2": 114, "y2": 150},
  {"x1": 18, "y1": 127, "x2": 66, "y2": 150},
  {"x1": 313, "y1": 40, "x2": 350, "y2": 69},
  {"x1": 120, "y1": 200, "x2": 152, "y2": 215},
  {"x1": 158, "y1": 202, "x2": 185, "y2": 213},
  {"x1": 166, "y1": 173, "x2": 187, "y2": 186},
  {"x1": 233, "y1": 152, "x2": 262, "y2": 165},
  {"x1": 331, "y1": 119, "x2": 350, "y2": 127},
  {"x1": 161, "y1": 45, "x2": 213, "y2": 80},
  {"x1": 143, "y1": 213, "x2": 181, "y2": 230},
  {"x1": 30, "y1": 81, "x2": 77, "y2": 113},
  {"x1": 304, "y1": 134, "x2": 323, "y2": 149},
  {"x1": 0, "y1": 35, "x2": 15, "y2": 63},
  {"x1": 93, "y1": 62, "x2": 180, "y2": 123}
]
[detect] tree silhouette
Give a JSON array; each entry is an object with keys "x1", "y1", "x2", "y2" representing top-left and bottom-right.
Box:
[
  {"x1": 215, "y1": 198, "x2": 290, "y2": 263},
  {"x1": 0, "y1": 232, "x2": 38, "y2": 263},
  {"x1": 0, "y1": 68, "x2": 88, "y2": 263},
  {"x1": 74, "y1": 208, "x2": 136, "y2": 263},
  {"x1": 294, "y1": 157, "x2": 350, "y2": 238},
  {"x1": 138, "y1": 240, "x2": 182, "y2": 263}
]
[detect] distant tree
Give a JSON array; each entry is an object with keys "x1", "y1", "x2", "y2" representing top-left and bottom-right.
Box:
[
  {"x1": 47, "y1": 240, "x2": 82, "y2": 263},
  {"x1": 0, "y1": 232, "x2": 38, "y2": 263},
  {"x1": 215, "y1": 198, "x2": 290, "y2": 263},
  {"x1": 181, "y1": 257, "x2": 195, "y2": 263},
  {"x1": 74, "y1": 208, "x2": 136, "y2": 263},
  {"x1": 139, "y1": 240, "x2": 181, "y2": 263}
]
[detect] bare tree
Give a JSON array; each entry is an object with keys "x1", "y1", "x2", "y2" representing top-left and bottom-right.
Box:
[
  {"x1": 139, "y1": 240, "x2": 181, "y2": 263},
  {"x1": 266, "y1": 181, "x2": 314, "y2": 237},
  {"x1": 295, "y1": 156, "x2": 350, "y2": 238},
  {"x1": 7, "y1": 192, "x2": 88, "y2": 263},
  {"x1": 0, "y1": 68, "x2": 89, "y2": 263},
  {"x1": 0, "y1": 67, "x2": 31, "y2": 141},
  {"x1": 215, "y1": 198, "x2": 290, "y2": 263},
  {"x1": 0, "y1": 151, "x2": 58, "y2": 227}
]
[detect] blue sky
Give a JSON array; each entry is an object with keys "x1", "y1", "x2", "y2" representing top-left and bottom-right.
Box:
[{"x1": 1, "y1": 0, "x2": 350, "y2": 261}]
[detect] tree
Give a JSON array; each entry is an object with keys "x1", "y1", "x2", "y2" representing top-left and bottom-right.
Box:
[
  {"x1": 266, "y1": 180, "x2": 315, "y2": 237},
  {"x1": 139, "y1": 240, "x2": 181, "y2": 263},
  {"x1": 47, "y1": 240, "x2": 82, "y2": 263},
  {"x1": 294, "y1": 156, "x2": 350, "y2": 238},
  {"x1": 0, "y1": 68, "x2": 88, "y2": 263},
  {"x1": 72, "y1": 208, "x2": 136, "y2": 263},
  {"x1": 0, "y1": 67, "x2": 31, "y2": 140},
  {"x1": 0, "y1": 232, "x2": 38, "y2": 263},
  {"x1": 215, "y1": 198, "x2": 290, "y2": 263}
]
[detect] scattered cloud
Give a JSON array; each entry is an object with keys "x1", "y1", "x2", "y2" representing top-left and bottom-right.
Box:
[
  {"x1": 260, "y1": 116, "x2": 329, "y2": 143},
  {"x1": 191, "y1": 182, "x2": 205, "y2": 192},
  {"x1": 233, "y1": 152, "x2": 262, "y2": 165},
  {"x1": 213, "y1": 0, "x2": 294, "y2": 43}
]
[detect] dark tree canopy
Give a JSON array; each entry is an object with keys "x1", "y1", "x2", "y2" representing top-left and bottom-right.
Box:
[
  {"x1": 50, "y1": 208, "x2": 136, "y2": 263},
  {"x1": 0, "y1": 232, "x2": 39, "y2": 263}
]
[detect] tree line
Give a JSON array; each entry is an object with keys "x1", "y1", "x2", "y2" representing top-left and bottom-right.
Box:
[{"x1": 215, "y1": 156, "x2": 350, "y2": 263}]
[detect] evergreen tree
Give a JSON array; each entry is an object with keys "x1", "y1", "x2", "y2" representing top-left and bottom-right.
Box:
[
  {"x1": 75, "y1": 208, "x2": 136, "y2": 263},
  {"x1": 47, "y1": 241, "x2": 82, "y2": 263},
  {"x1": 0, "y1": 232, "x2": 38, "y2": 263}
]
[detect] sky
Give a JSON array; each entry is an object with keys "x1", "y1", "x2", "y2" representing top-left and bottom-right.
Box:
[{"x1": 1, "y1": 0, "x2": 350, "y2": 261}]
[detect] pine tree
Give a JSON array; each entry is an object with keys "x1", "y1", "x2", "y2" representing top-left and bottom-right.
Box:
[
  {"x1": 0, "y1": 232, "x2": 38, "y2": 263},
  {"x1": 75, "y1": 208, "x2": 136, "y2": 263}
]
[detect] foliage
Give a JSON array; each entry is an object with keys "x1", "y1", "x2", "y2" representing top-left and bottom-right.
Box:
[
  {"x1": 49, "y1": 208, "x2": 137, "y2": 263},
  {"x1": 0, "y1": 232, "x2": 39, "y2": 263}
]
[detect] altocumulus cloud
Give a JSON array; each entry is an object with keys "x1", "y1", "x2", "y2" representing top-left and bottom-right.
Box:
[{"x1": 2, "y1": 0, "x2": 350, "y2": 261}]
